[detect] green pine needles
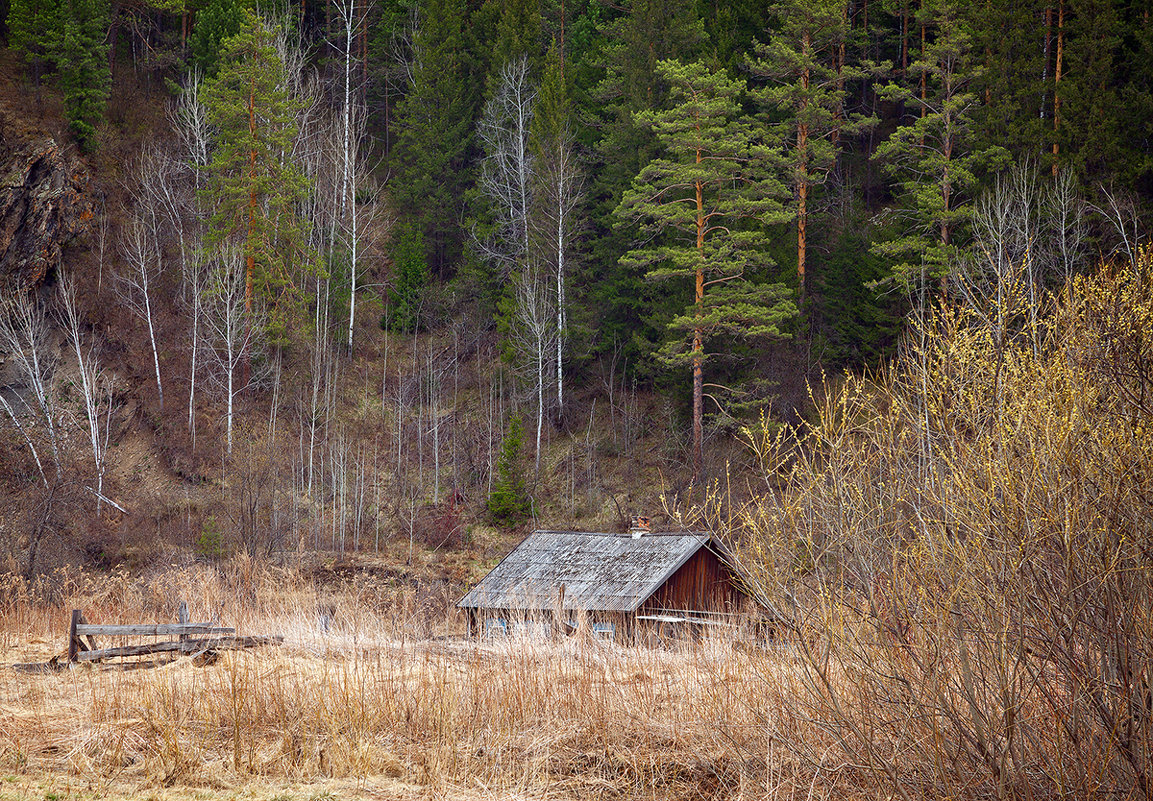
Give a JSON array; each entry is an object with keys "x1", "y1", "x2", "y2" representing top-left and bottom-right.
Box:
[
  {"x1": 200, "y1": 7, "x2": 312, "y2": 340},
  {"x1": 614, "y1": 58, "x2": 795, "y2": 478}
]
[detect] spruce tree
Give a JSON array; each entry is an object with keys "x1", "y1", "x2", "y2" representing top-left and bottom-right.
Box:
[
  {"x1": 967, "y1": 0, "x2": 1050, "y2": 165},
  {"x1": 6, "y1": 0, "x2": 60, "y2": 89},
  {"x1": 190, "y1": 0, "x2": 250, "y2": 77},
  {"x1": 614, "y1": 58, "x2": 794, "y2": 480},
  {"x1": 487, "y1": 413, "x2": 531, "y2": 524},
  {"x1": 58, "y1": 0, "x2": 110, "y2": 153},
  {"x1": 391, "y1": 0, "x2": 475, "y2": 276},
  {"x1": 1055, "y1": 0, "x2": 1134, "y2": 185},
  {"x1": 492, "y1": 0, "x2": 541, "y2": 71},
  {"x1": 385, "y1": 223, "x2": 428, "y2": 334}
]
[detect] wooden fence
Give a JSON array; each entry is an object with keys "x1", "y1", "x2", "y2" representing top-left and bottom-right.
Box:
[{"x1": 13, "y1": 602, "x2": 282, "y2": 673}]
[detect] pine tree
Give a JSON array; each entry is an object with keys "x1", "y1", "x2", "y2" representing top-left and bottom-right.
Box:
[
  {"x1": 748, "y1": 0, "x2": 877, "y2": 303},
  {"x1": 614, "y1": 58, "x2": 795, "y2": 480},
  {"x1": 582, "y1": 0, "x2": 708, "y2": 357},
  {"x1": 872, "y1": 0, "x2": 1009, "y2": 286},
  {"x1": 58, "y1": 0, "x2": 111, "y2": 153},
  {"x1": 201, "y1": 7, "x2": 311, "y2": 337}
]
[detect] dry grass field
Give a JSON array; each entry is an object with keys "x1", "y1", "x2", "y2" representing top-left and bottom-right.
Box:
[{"x1": 0, "y1": 561, "x2": 825, "y2": 801}]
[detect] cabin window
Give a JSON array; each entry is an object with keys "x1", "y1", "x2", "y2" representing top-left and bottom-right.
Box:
[
  {"x1": 485, "y1": 617, "x2": 508, "y2": 637},
  {"x1": 592, "y1": 622, "x2": 615, "y2": 639}
]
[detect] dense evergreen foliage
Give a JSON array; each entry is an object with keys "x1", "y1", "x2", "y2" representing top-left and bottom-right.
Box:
[
  {"x1": 4, "y1": 0, "x2": 1152, "y2": 467},
  {"x1": 201, "y1": 8, "x2": 311, "y2": 337}
]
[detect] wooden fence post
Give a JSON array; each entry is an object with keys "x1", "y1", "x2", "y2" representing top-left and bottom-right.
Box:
[
  {"x1": 178, "y1": 601, "x2": 189, "y2": 644},
  {"x1": 68, "y1": 610, "x2": 82, "y2": 662}
]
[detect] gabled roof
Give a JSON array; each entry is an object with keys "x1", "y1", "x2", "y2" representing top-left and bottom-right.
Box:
[{"x1": 457, "y1": 530, "x2": 723, "y2": 613}]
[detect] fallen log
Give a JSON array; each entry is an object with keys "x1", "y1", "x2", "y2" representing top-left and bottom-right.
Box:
[{"x1": 12, "y1": 655, "x2": 69, "y2": 674}]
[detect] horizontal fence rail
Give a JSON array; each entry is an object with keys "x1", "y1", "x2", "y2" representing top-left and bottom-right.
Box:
[{"x1": 74, "y1": 623, "x2": 235, "y2": 637}]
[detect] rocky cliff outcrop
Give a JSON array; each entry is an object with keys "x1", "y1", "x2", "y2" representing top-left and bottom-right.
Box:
[{"x1": 0, "y1": 109, "x2": 93, "y2": 292}]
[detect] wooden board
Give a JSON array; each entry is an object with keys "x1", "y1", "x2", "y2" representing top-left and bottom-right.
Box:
[
  {"x1": 74, "y1": 623, "x2": 236, "y2": 637},
  {"x1": 74, "y1": 635, "x2": 282, "y2": 662}
]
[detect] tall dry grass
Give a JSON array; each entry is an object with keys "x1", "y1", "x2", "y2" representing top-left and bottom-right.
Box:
[{"x1": 0, "y1": 561, "x2": 820, "y2": 800}]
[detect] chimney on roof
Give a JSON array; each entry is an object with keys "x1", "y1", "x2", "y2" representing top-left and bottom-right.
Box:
[{"x1": 629, "y1": 515, "x2": 651, "y2": 538}]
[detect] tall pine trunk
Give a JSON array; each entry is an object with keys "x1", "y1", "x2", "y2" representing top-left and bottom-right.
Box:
[
  {"x1": 693, "y1": 148, "x2": 705, "y2": 480},
  {"x1": 1052, "y1": 0, "x2": 1064, "y2": 176}
]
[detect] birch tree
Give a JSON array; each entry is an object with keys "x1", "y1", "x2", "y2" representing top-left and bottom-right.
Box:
[
  {"x1": 476, "y1": 56, "x2": 536, "y2": 277},
  {"x1": 202, "y1": 249, "x2": 267, "y2": 454},
  {"x1": 530, "y1": 42, "x2": 581, "y2": 418},
  {"x1": 505, "y1": 261, "x2": 556, "y2": 473},
  {"x1": 116, "y1": 210, "x2": 165, "y2": 411},
  {"x1": 59, "y1": 268, "x2": 113, "y2": 513},
  {"x1": 333, "y1": 0, "x2": 368, "y2": 351},
  {"x1": 0, "y1": 293, "x2": 60, "y2": 484}
]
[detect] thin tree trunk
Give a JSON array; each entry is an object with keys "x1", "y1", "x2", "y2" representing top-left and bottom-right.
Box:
[
  {"x1": 143, "y1": 272, "x2": 164, "y2": 411},
  {"x1": 536, "y1": 335, "x2": 544, "y2": 476},
  {"x1": 1052, "y1": 0, "x2": 1064, "y2": 176},
  {"x1": 1041, "y1": 5, "x2": 1052, "y2": 121},
  {"x1": 693, "y1": 151, "x2": 705, "y2": 480},
  {"x1": 556, "y1": 207, "x2": 565, "y2": 415},
  {"x1": 245, "y1": 75, "x2": 257, "y2": 389},
  {"x1": 0, "y1": 394, "x2": 49, "y2": 489},
  {"x1": 797, "y1": 32, "x2": 811, "y2": 304}
]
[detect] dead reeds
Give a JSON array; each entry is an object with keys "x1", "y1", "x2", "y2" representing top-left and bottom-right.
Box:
[{"x1": 0, "y1": 565, "x2": 810, "y2": 799}]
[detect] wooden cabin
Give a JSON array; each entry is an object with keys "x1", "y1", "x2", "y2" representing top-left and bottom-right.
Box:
[{"x1": 457, "y1": 529, "x2": 768, "y2": 641}]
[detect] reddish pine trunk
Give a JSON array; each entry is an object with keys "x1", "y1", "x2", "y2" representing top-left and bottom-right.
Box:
[
  {"x1": 245, "y1": 75, "x2": 258, "y2": 388},
  {"x1": 693, "y1": 140, "x2": 705, "y2": 481},
  {"x1": 1053, "y1": 0, "x2": 1064, "y2": 176},
  {"x1": 798, "y1": 33, "x2": 811, "y2": 303}
]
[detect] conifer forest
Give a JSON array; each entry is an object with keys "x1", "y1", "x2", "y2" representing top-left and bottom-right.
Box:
[{"x1": 0, "y1": 1, "x2": 1152, "y2": 799}]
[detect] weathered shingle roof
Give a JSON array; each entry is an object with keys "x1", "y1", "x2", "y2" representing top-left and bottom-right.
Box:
[{"x1": 457, "y1": 530, "x2": 717, "y2": 613}]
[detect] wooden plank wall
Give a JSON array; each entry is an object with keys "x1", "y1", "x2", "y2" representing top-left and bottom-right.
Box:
[{"x1": 638, "y1": 549, "x2": 748, "y2": 615}]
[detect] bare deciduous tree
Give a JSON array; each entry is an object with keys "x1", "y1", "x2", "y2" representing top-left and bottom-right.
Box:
[
  {"x1": 475, "y1": 57, "x2": 536, "y2": 276},
  {"x1": 202, "y1": 250, "x2": 269, "y2": 454},
  {"x1": 59, "y1": 268, "x2": 113, "y2": 513},
  {"x1": 0, "y1": 292, "x2": 61, "y2": 481},
  {"x1": 532, "y1": 132, "x2": 581, "y2": 417},
  {"x1": 508, "y1": 262, "x2": 556, "y2": 474}
]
